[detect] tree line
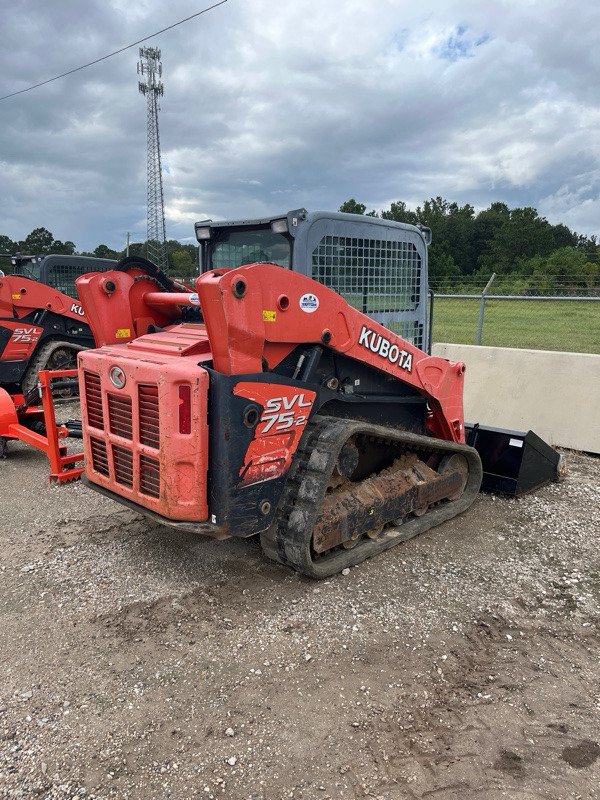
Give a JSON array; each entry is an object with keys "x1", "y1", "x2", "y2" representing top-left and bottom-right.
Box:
[
  {"x1": 339, "y1": 198, "x2": 599, "y2": 293},
  {"x1": 3, "y1": 198, "x2": 600, "y2": 294},
  {"x1": 0, "y1": 228, "x2": 198, "y2": 276}
]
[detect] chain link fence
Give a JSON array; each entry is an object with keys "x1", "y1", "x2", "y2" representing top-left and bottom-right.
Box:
[
  {"x1": 431, "y1": 274, "x2": 600, "y2": 354},
  {"x1": 182, "y1": 271, "x2": 600, "y2": 354},
  {"x1": 4, "y1": 259, "x2": 597, "y2": 354}
]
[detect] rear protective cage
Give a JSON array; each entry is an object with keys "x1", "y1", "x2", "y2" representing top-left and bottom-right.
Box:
[
  {"x1": 46, "y1": 262, "x2": 83, "y2": 299},
  {"x1": 311, "y1": 235, "x2": 424, "y2": 349},
  {"x1": 387, "y1": 319, "x2": 424, "y2": 345},
  {"x1": 45, "y1": 259, "x2": 114, "y2": 299}
]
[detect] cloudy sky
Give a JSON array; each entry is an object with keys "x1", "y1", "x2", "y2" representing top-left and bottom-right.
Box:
[{"x1": 1, "y1": 0, "x2": 599, "y2": 252}]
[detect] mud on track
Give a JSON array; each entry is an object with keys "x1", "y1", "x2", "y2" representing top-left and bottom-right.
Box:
[{"x1": 1, "y1": 443, "x2": 599, "y2": 799}]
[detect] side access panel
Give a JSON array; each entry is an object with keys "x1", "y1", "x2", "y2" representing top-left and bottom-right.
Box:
[{"x1": 206, "y1": 370, "x2": 317, "y2": 537}]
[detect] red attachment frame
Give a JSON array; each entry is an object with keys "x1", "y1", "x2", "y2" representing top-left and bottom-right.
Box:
[{"x1": 0, "y1": 369, "x2": 84, "y2": 483}]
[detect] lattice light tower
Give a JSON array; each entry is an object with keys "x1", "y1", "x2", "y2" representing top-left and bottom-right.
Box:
[{"x1": 137, "y1": 46, "x2": 168, "y2": 271}]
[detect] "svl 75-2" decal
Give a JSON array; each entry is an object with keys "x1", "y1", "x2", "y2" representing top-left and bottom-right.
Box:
[
  {"x1": 260, "y1": 393, "x2": 312, "y2": 433},
  {"x1": 232, "y1": 383, "x2": 317, "y2": 487},
  {"x1": 12, "y1": 327, "x2": 41, "y2": 343}
]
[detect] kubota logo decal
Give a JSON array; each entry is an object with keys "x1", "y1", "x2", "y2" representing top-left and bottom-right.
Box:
[
  {"x1": 260, "y1": 393, "x2": 312, "y2": 433},
  {"x1": 358, "y1": 325, "x2": 413, "y2": 372},
  {"x1": 109, "y1": 366, "x2": 126, "y2": 388},
  {"x1": 70, "y1": 302, "x2": 85, "y2": 316}
]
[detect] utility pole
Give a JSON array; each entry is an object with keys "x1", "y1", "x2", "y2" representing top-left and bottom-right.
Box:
[{"x1": 137, "y1": 46, "x2": 168, "y2": 271}]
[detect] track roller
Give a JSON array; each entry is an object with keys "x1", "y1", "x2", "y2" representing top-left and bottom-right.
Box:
[{"x1": 261, "y1": 415, "x2": 483, "y2": 578}]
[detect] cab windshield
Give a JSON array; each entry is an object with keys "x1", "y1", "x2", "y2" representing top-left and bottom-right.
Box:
[
  {"x1": 12, "y1": 260, "x2": 43, "y2": 281},
  {"x1": 211, "y1": 229, "x2": 291, "y2": 269}
]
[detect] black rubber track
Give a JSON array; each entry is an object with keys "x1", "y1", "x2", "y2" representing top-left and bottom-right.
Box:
[
  {"x1": 260, "y1": 415, "x2": 483, "y2": 579},
  {"x1": 21, "y1": 341, "x2": 82, "y2": 397}
]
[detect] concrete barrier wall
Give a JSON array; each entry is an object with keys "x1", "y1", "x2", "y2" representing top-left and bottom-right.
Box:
[{"x1": 432, "y1": 344, "x2": 600, "y2": 454}]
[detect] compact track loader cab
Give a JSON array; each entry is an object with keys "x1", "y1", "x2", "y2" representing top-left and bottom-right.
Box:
[
  {"x1": 195, "y1": 209, "x2": 432, "y2": 352},
  {"x1": 75, "y1": 213, "x2": 484, "y2": 578}
]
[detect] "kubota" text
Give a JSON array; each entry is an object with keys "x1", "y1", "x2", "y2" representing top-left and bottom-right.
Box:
[{"x1": 358, "y1": 325, "x2": 413, "y2": 372}]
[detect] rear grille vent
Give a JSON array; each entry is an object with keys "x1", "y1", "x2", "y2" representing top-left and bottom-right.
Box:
[
  {"x1": 112, "y1": 445, "x2": 133, "y2": 488},
  {"x1": 138, "y1": 384, "x2": 160, "y2": 448},
  {"x1": 84, "y1": 372, "x2": 103, "y2": 429},
  {"x1": 140, "y1": 454, "x2": 160, "y2": 498},
  {"x1": 108, "y1": 393, "x2": 133, "y2": 440},
  {"x1": 90, "y1": 437, "x2": 109, "y2": 476}
]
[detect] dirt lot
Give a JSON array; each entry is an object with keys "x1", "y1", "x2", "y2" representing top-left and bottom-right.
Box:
[{"x1": 1, "y1": 439, "x2": 599, "y2": 800}]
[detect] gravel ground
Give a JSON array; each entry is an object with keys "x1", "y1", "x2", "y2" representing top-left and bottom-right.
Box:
[{"x1": 0, "y1": 438, "x2": 599, "y2": 800}]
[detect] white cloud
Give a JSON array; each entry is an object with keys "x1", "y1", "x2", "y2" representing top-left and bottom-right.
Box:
[{"x1": 0, "y1": 0, "x2": 599, "y2": 250}]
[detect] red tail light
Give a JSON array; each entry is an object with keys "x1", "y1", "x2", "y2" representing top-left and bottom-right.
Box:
[{"x1": 178, "y1": 384, "x2": 191, "y2": 434}]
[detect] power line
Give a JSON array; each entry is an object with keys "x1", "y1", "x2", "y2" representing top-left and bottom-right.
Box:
[{"x1": 0, "y1": 0, "x2": 228, "y2": 102}]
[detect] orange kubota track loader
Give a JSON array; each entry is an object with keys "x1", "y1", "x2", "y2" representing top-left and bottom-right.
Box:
[
  {"x1": 75, "y1": 257, "x2": 483, "y2": 578},
  {"x1": 0, "y1": 254, "x2": 115, "y2": 473}
]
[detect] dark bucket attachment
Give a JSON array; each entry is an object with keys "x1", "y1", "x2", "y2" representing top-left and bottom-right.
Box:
[{"x1": 465, "y1": 423, "x2": 563, "y2": 496}]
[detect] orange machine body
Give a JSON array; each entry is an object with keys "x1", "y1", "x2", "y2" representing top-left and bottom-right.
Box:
[{"x1": 76, "y1": 264, "x2": 468, "y2": 537}]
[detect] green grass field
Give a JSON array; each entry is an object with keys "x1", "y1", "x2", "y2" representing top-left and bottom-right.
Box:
[{"x1": 432, "y1": 298, "x2": 600, "y2": 354}]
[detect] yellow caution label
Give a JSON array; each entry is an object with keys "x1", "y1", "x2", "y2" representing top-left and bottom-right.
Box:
[
  {"x1": 262, "y1": 310, "x2": 276, "y2": 322},
  {"x1": 12, "y1": 293, "x2": 21, "y2": 300},
  {"x1": 115, "y1": 328, "x2": 131, "y2": 338}
]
